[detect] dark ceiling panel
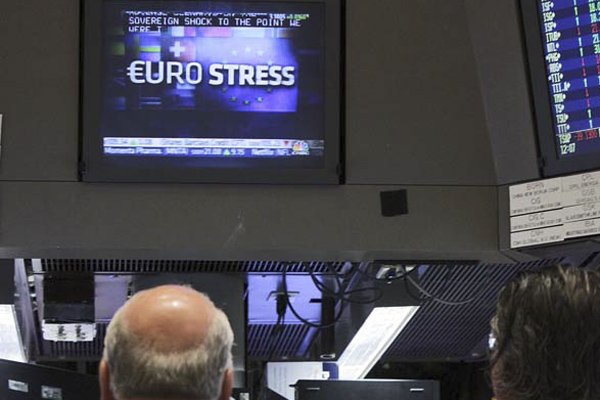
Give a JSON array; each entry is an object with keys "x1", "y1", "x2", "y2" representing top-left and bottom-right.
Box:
[
  {"x1": 20, "y1": 258, "x2": 576, "y2": 363},
  {"x1": 37, "y1": 259, "x2": 348, "y2": 274},
  {"x1": 385, "y1": 259, "x2": 564, "y2": 361}
]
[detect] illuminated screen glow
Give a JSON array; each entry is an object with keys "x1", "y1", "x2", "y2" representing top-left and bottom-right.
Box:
[
  {"x1": 538, "y1": 0, "x2": 600, "y2": 158},
  {"x1": 0, "y1": 305, "x2": 25, "y2": 363},
  {"x1": 100, "y1": 1, "x2": 326, "y2": 166}
]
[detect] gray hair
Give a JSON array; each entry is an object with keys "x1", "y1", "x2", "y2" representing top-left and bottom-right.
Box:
[{"x1": 103, "y1": 295, "x2": 234, "y2": 400}]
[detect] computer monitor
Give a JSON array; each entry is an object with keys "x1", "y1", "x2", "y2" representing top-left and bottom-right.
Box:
[{"x1": 521, "y1": 0, "x2": 600, "y2": 176}]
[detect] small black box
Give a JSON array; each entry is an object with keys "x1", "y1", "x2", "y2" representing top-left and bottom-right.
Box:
[
  {"x1": 380, "y1": 190, "x2": 408, "y2": 217},
  {"x1": 295, "y1": 379, "x2": 439, "y2": 400}
]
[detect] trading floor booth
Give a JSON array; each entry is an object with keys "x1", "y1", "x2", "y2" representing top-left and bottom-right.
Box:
[{"x1": 1, "y1": 0, "x2": 600, "y2": 399}]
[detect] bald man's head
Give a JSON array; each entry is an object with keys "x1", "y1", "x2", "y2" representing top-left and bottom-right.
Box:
[
  {"x1": 120, "y1": 285, "x2": 216, "y2": 353},
  {"x1": 100, "y1": 286, "x2": 234, "y2": 400}
]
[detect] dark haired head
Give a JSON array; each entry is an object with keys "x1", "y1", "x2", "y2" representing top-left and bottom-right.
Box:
[{"x1": 490, "y1": 265, "x2": 600, "y2": 400}]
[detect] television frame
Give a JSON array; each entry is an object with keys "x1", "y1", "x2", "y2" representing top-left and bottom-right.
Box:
[
  {"x1": 520, "y1": 0, "x2": 600, "y2": 177},
  {"x1": 80, "y1": 0, "x2": 342, "y2": 184}
]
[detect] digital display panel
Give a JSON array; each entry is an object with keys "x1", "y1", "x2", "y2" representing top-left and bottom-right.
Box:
[
  {"x1": 537, "y1": 0, "x2": 600, "y2": 158},
  {"x1": 81, "y1": 0, "x2": 341, "y2": 183}
]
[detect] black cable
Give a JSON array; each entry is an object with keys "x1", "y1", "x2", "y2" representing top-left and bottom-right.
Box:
[
  {"x1": 327, "y1": 262, "x2": 379, "y2": 297},
  {"x1": 338, "y1": 287, "x2": 384, "y2": 304},
  {"x1": 307, "y1": 268, "x2": 383, "y2": 304},
  {"x1": 323, "y1": 261, "x2": 358, "y2": 280},
  {"x1": 280, "y1": 261, "x2": 392, "y2": 331},
  {"x1": 308, "y1": 266, "x2": 342, "y2": 297},
  {"x1": 405, "y1": 275, "x2": 477, "y2": 306},
  {"x1": 438, "y1": 265, "x2": 454, "y2": 297},
  {"x1": 282, "y1": 267, "x2": 347, "y2": 329},
  {"x1": 356, "y1": 264, "x2": 415, "y2": 282},
  {"x1": 302, "y1": 261, "x2": 353, "y2": 282},
  {"x1": 403, "y1": 273, "x2": 428, "y2": 304}
]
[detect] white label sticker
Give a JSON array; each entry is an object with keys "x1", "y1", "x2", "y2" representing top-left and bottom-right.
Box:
[
  {"x1": 510, "y1": 226, "x2": 564, "y2": 249},
  {"x1": 509, "y1": 171, "x2": 600, "y2": 248},
  {"x1": 8, "y1": 379, "x2": 29, "y2": 393},
  {"x1": 510, "y1": 208, "x2": 563, "y2": 232},
  {"x1": 509, "y1": 178, "x2": 562, "y2": 216},
  {"x1": 561, "y1": 185, "x2": 600, "y2": 207},
  {"x1": 564, "y1": 218, "x2": 600, "y2": 239},
  {"x1": 563, "y1": 202, "x2": 600, "y2": 223},
  {"x1": 41, "y1": 385, "x2": 63, "y2": 400},
  {"x1": 561, "y1": 171, "x2": 600, "y2": 193},
  {"x1": 42, "y1": 323, "x2": 97, "y2": 342}
]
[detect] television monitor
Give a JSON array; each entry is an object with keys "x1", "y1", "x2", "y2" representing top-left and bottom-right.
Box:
[
  {"x1": 81, "y1": 0, "x2": 341, "y2": 184},
  {"x1": 521, "y1": 0, "x2": 600, "y2": 177}
]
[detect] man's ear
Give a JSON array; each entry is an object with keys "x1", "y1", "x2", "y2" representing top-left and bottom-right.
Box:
[
  {"x1": 99, "y1": 359, "x2": 115, "y2": 400},
  {"x1": 219, "y1": 368, "x2": 234, "y2": 400}
]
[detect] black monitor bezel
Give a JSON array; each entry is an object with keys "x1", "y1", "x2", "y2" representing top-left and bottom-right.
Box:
[
  {"x1": 80, "y1": 0, "x2": 342, "y2": 184},
  {"x1": 520, "y1": 0, "x2": 600, "y2": 177}
]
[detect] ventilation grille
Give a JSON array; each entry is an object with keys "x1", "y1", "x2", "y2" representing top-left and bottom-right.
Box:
[
  {"x1": 39, "y1": 324, "x2": 108, "y2": 361},
  {"x1": 38, "y1": 259, "x2": 347, "y2": 274},
  {"x1": 38, "y1": 323, "x2": 312, "y2": 361},
  {"x1": 33, "y1": 258, "x2": 566, "y2": 362},
  {"x1": 384, "y1": 258, "x2": 564, "y2": 361},
  {"x1": 248, "y1": 324, "x2": 313, "y2": 359}
]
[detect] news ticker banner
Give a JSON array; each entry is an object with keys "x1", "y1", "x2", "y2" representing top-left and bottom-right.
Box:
[
  {"x1": 103, "y1": 137, "x2": 323, "y2": 158},
  {"x1": 126, "y1": 11, "x2": 310, "y2": 30},
  {"x1": 509, "y1": 170, "x2": 600, "y2": 248}
]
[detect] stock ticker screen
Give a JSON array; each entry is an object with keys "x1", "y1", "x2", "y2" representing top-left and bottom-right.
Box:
[
  {"x1": 539, "y1": 0, "x2": 600, "y2": 158},
  {"x1": 100, "y1": 1, "x2": 326, "y2": 166}
]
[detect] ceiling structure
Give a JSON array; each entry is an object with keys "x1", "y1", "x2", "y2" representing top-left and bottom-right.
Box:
[{"x1": 12, "y1": 257, "x2": 569, "y2": 366}]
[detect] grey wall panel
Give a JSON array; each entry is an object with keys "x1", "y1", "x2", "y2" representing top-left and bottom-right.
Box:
[
  {"x1": 0, "y1": 0, "x2": 501, "y2": 186},
  {"x1": 0, "y1": 260, "x2": 14, "y2": 303},
  {"x1": 345, "y1": 0, "x2": 496, "y2": 185},
  {"x1": 464, "y1": 0, "x2": 541, "y2": 185},
  {"x1": 0, "y1": 182, "x2": 507, "y2": 262},
  {"x1": 0, "y1": 0, "x2": 80, "y2": 181},
  {"x1": 0, "y1": 1, "x2": 517, "y2": 264}
]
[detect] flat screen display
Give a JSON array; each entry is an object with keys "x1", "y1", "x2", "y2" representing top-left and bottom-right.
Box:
[
  {"x1": 522, "y1": 0, "x2": 600, "y2": 176},
  {"x1": 81, "y1": 0, "x2": 341, "y2": 183}
]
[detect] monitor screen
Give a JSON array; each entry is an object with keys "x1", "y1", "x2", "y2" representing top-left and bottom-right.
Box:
[
  {"x1": 521, "y1": 0, "x2": 600, "y2": 176},
  {"x1": 81, "y1": 0, "x2": 341, "y2": 183}
]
